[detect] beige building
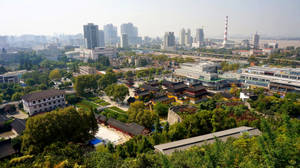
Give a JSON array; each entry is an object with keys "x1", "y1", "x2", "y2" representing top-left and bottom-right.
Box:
[
  {"x1": 79, "y1": 66, "x2": 97, "y2": 75},
  {"x1": 22, "y1": 89, "x2": 65, "y2": 116}
]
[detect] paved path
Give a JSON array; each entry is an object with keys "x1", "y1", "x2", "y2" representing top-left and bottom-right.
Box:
[{"x1": 99, "y1": 96, "x2": 129, "y2": 111}]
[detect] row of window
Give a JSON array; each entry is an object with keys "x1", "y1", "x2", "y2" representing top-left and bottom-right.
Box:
[
  {"x1": 32, "y1": 104, "x2": 64, "y2": 114},
  {"x1": 32, "y1": 95, "x2": 64, "y2": 104},
  {"x1": 32, "y1": 100, "x2": 64, "y2": 109}
]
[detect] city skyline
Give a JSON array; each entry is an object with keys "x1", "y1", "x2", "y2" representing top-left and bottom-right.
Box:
[{"x1": 1, "y1": 0, "x2": 300, "y2": 38}]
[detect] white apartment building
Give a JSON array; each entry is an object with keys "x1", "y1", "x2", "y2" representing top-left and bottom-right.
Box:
[
  {"x1": 174, "y1": 62, "x2": 219, "y2": 81},
  {"x1": 22, "y1": 89, "x2": 66, "y2": 116},
  {"x1": 79, "y1": 66, "x2": 97, "y2": 75},
  {"x1": 174, "y1": 62, "x2": 228, "y2": 90},
  {"x1": 240, "y1": 66, "x2": 300, "y2": 93},
  {"x1": 65, "y1": 47, "x2": 117, "y2": 61},
  {"x1": 0, "y1": 70, "x2": 28, "y2": 84}
]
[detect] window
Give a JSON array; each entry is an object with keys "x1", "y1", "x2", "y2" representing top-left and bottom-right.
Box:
[{"x1": 33, "y1": 101, "x2": 36, "y2": 104}]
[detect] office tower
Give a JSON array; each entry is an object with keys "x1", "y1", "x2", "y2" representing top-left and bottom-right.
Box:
[
  {"x1": 98, "y1": 30, "x2": 105, "y2": 47},
  {"x1": 83, "y1": 23, "x2": 99, "y2": 49},
  {"x1": 223, "y1": 16, "x2": 228, "y2": 48},
  {"x1": 0, "y1": 36, "x2": 9, "y2": 49},
  {"x1": 104, "y1": 24, "x2": 118, "y2": 46},
  {"x1": 196, "y1": 28, "x2": 204, "y2": 42},
  {"x1": 121, "y1": 34, "x2": 129, "y2": 48},
  {"x1": 120, "y1": 23, "x2": 138, "y2": 45},
  {"x1": 163, "y1": 32, "x2": 175, "y2": 50},
  {"x1": 253, "y1": 32, "x2": 260, "y2": 49},
  {"x1": 179, "y1": 28, "x2": 186, "y2": 46},
  {"x1": 185, "y1": 29, "x2": 192, "y2": 47},
  {"x1": 241, "y1": 39, "x2": 250, "y2": 49}
]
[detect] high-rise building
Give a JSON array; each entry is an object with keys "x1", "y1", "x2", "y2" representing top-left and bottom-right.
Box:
[
  {"x1": 0, "y1": 36, "x2": 9, "y2": 49},
  {"x1": 104, "y1": 24, "x2": 118, "y2": 46},
  {"x1": 252, "y1": 33, "x2": 260, "y2": 49},
  {"x1": 179, "y1": 28, "x2": 186, "y2": 46},
  {"x1": 163, "y1": 32, "x2": 175, "y2": 50},
  {"x1": 83, "y1": 23, "x2": 99, "y2": 49},
  {"x1": 121, "y1": 34, "x2": 129, "y2": 48},
  {"x1": 185, "y1": 29, "x2": 192, "y2": 47},
  {"x1": 120, "y1": 23, "x2": 138, "y2": 45},
  {"x1": 98, "y1": 30, "x2": 105, "y2": 47},
  {"x1": 195, "y1": 28, "x2": 204, "y2": 42}
]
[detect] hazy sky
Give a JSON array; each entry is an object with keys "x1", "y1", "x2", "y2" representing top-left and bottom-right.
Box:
[{"x1": 1, "y1": 0, "x2": 300, "y2": 38}]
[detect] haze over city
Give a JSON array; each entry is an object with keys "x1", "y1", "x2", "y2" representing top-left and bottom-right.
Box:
[
  {"x1": 0, "y1": 1, "x2": 300, "y2": 167},
  {"x1": 1, "y1": 0, "x2": 300, "y2": 37}
]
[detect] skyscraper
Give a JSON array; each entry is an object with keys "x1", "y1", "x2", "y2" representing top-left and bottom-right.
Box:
[
  {"x1": 185, "y1": 28, "x2": 192, "y2": 47},
  {"x1": 252, "y1": 33, "x2": 260, "y2": 49},
  {"x1": 196, "y1": 28, "x2": 204, "y2": 42},
  {"x1": 121, "y1": 34, "x2": 129, "y2": 48},
  {"x1": 104, "y1": 24, "x2": 118, "y2": 46},
  {"x1": 179, "y1": 28, "x2": 186, "y2": 46},
  {"x1": 98, "y1": 30, "x2": 105, "y2": 47},
  {"x1": 163, "y1": 32, "x2": 175, "y2": 50},
  {"x1": 83, "y1": 23, "x2": 99, "y2": 49},
  {"x1": 120, "y1": 23, "x2": 138, "y2": 45}
]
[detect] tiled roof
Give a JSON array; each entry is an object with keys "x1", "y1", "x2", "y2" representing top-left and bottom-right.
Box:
[
  {"x1": 154, "y1": 126, "x2": 261, "y2": 155},
  {"x1": 11, "y1": 119, "x2": 26, "y2": 135},
  {"x1": 0, "y1": 139, "x2": 16, "y2": 159},
  {"x1": 107, "y1": 118, "x2": 145, "y2": 136},
  {"x1": 22, "y1": 89, "x2": 65, "y2": 102}
]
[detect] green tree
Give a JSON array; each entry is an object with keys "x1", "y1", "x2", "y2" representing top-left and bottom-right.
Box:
[
  {"x1": 11, "y1": 92, "x2": 23, "y2": 101},
  {"x1": 49, "y1": 69, "x2": 62, "y2": 81},
  {"x1": 154, "y1": 102, "x2": 168, "y2": 117}
]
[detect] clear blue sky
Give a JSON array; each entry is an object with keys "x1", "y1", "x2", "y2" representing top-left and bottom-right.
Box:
[{"x1": 1, "y1": 0, "x2": 299, "y2": 37}]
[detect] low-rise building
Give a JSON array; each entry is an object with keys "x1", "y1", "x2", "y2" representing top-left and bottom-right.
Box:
[
  {"x1": 154, "y1": 126, "x2": 261, "y2": 155},
  {"x1": 22, "y1": 89, "x2": 66, "y2": 116},
  {"x1": 184, "y1": 83, "x2": 208, "y2": 104},
  {"x1": 65, "y1": 47, "x2": 117, "y2": 61},
  {"x1": 79, "y1": 66, "x2": 97, "y2": 75},
  {"x1": 0, "y1": 70, "x2": 28, "y2": 84},
  {"x1": 174, "y1": 62, "x2": 227, "y2": 90},
  {"x1": 240, "y1": 66, "x2": 300, "y2": 93},
  {"x1": 167, "y1": 105, "x2": 198, "y2": 125}
]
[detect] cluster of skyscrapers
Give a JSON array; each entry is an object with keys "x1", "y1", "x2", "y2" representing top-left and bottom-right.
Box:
[
  {"x1": 83, "y1": 22, "x2": 140, "y2": 49},
  {"x1": 163, "y1": 28, "x2": 205, "y2": 50}
]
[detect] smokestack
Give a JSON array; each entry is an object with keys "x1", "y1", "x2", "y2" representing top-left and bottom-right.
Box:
[{"x1": 223, "y1": 16, "x2": 228, "y2": 48}]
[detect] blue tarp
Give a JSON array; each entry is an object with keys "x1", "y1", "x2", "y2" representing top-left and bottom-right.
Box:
[{"x1": 89, "y1": 138, "x2": 103, "y2": 145}]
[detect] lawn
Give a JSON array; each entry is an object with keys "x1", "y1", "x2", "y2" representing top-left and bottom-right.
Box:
[
  {"x1": 76, "y1": 99, "x2": 99, "y2": 111},
  {"x1": 101, "y1": 106, "x2": 128, "y2": 122},
  {"x1": 88, "y1": 97, "x2": 111, "y2": 106}
]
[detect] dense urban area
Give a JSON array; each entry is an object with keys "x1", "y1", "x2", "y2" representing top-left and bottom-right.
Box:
[{"x1": 0, "y1": 11, "x2": 300, "y2": 168}]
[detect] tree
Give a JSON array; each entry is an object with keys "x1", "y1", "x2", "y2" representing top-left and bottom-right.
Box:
[
  {"x1": 3, "y1": 104, "x2": 16, "y2": 113},
  {"x1": 98, "y1": 72, "x2": 117, "y2": 89},
  {"x1": 49, "y1": 69, "x2": 62, "y2": 81},
  {"x1": 128, "y1": 101, "x2": 156, "y2": 128},
  {"x1": 11, "y1": 92, "x2": 23, "y2": 101},
  {"x1": 74, "y1": 75, "x2": 98, "y2": 96},
  {"x1": 21, "y1": 107, "x2": 98, "y2": 154},
  {"x1": 154, "y1": 102, "x2": 169, "y2": 117}
]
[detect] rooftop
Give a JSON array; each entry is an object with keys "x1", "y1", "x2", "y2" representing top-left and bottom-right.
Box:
[
  {"x1": 0, "y1": 139, "x2": 16, "y2": 159},
  {"x1": 22, "y1": 89, "x2": 65, "y2": 102},
  {"x1": 154, "y1": 126, "x2": 261, "y2": 155},
  {"x1": 107, "y1": 118, "x2": 146, "y2": 136},
  {"x1": 11, "y1": 119, "x2": 26, "y2": 135}
]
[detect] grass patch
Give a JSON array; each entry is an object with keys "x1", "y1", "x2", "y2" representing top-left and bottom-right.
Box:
[
  {"x1": 109, "y1": 106, "x2": 126, "y2": 113},
  {"x1": 76, "y1": 99, "x2": 99, "y2": 111},
  {"x1": 100, "y1": 107, "x2": 128, "y2": 122},
  {"x1": 88, "y1": 97, "x2": 111, "y2": 106}
]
